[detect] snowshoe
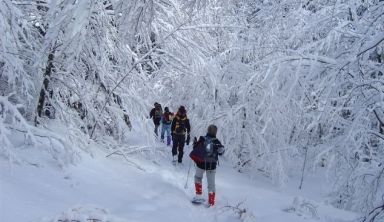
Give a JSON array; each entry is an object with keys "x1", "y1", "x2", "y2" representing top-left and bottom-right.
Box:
[
  {"x1": 191, "y1": 195, "x2": 205, "y2": 205},
  {"x1": 204, "y1": 203, "x2": 215, "y2": 208},
  {"x1": 172, "y1": 156, "x2": 177, "y2": 166}
]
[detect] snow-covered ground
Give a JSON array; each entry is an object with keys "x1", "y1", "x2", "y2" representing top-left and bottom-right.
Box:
[{"x1": 1, "y1": 137, "x2": 358, "y2": 222}]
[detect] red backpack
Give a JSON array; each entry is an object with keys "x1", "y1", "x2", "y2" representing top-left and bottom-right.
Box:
[{"x1": 162, "y1": 112, "x2": 173, "y2": 124}]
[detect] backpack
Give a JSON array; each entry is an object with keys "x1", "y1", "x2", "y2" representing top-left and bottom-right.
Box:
[
  {"x1": 162, "y1": 112, "x2": 173, "y2": 124},
  {"x1": 189, "y1": 136, "x2": 217, "y2": 164},
  {"x1": 174, "y1": 116, "x2": 187, "y2": 134},
  {"x1": 154, "y1": 107, "x2": 162, "y2": 119}
]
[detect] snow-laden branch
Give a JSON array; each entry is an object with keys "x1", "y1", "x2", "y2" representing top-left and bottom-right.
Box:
[
  {"x1": 357, "y1": 32, "x2": 384, "y2": 57},
  {"x1": 89, "y1": 17, "x2": 193, "y2": 138}
]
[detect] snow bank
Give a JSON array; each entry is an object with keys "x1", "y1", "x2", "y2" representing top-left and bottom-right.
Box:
[{"x1": 0, "y1": 139, "x2": 359, "y2": 222}]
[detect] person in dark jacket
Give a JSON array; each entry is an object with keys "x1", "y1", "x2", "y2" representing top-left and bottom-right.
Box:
[
  {"x1": 171, "y1": 106, "x2": 191, "y2": 163},
  {"x1": 161, "y1": 107, "x2": 174, "y2": 146},
  {"x1": 191, "y1": 124, "x2": 224, "y2": 206},
  {"x1": 149, "y1": 102, "x2": 163, "y2": 136}
]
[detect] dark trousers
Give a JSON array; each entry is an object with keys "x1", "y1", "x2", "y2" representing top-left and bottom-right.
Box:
[
  {"x1": 154, "y1": 124, "x2": 160, "y2": 136},
  {"x1": 153, "y1": 118, "x2": 161, "y2": 136},
  {"x1": 172, "y1": 134, "x2": 186, "y2": 162}
]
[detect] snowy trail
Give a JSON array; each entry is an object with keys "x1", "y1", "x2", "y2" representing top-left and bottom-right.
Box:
[{"x1": 0, "y1": 143, "x2": 357, "y2": 222}]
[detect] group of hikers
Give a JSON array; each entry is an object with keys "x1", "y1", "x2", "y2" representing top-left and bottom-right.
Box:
[
  {"x1": 150, "y1": 103, "x2": 191, "y2": 163},
  {"x1": 149, "y1": 102, "x2": 225, "y2": 207}
]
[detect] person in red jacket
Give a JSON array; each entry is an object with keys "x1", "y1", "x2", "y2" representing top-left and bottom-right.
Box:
[{"x1": 161, "y1": 107, "x2": 174, "y2": 146}]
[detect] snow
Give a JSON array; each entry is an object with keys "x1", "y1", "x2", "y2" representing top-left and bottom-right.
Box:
[
  {"x1": 1, "y1": 0, "x2": 383, "y2": 221},
  {"x1": 0, "y1": 139, "x2": 358, "y2": 222}
]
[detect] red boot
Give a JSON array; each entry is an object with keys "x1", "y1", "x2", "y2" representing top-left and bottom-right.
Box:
[
  {"x1": 208, "y1": 192, "x2": 215, "y2": 206},
  {"x1": 195, "y1": 183, "x2": 202, "y2": 195}
]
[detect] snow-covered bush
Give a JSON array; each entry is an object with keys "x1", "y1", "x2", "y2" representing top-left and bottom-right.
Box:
[
  {"x1": 0, "y1": 0, "x2": 40, "y2": 161},
  {"x1": 284, "y1": 197, "x2": 319, "y2": 220},
  {"x1": 1, "y1": 1, "x2": 159, "y2": 157}
]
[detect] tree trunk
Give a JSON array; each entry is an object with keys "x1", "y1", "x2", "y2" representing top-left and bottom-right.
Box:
[{"x1": 35, "y1": 52, "x2": 54, "y2": 125}]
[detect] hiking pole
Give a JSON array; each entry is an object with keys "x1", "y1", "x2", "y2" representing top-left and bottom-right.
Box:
[{"x1": 184, "y1": 158, "x2": 193, "y2": 189}]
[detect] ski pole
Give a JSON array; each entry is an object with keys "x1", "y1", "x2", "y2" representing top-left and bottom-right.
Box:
[{"x1": 184, "y1": 158, "x2": 193, "y2": 189}]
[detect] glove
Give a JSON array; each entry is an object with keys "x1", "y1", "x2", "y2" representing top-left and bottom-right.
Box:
[
  {"x1": 186, "y1": 134, "x2": 191, "y2": 145},
  {"x1": 193, "y1": 137, "x2": 198, "y2": 145},
  {"x1": 217, "y1": 145, "x2": 225, "y2": 155}
]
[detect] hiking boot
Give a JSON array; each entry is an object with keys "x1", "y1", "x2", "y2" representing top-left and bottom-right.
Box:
[
  {"x1": 166, "y1": 136, "x2": 171, "y2": 146},
  {"x1": 208, "y1": 192, "x2": 215, "y2": 206},
  {"x1": 178, "y1": 155, "x2": 183, "y2": 163},
  {"x1": 172, "y1": 156, "x2": 177, "y2": 165},
  {"x1": 195, "y1": 183, "x2": 202, "y2": 195}
]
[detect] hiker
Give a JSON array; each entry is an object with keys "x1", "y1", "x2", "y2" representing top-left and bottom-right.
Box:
[
  {"x1": 149, "y1": 102, "x2": 163, "y2": 136},
  {"x1": 171, "y1": 106, "x2": 191, "y2": 164},
  {"x1": 161, "y1": 107, "x2": 174, "y2": 146},
  {"x1": 189, "y1": 124, "x2": 225, "y2": 206}
]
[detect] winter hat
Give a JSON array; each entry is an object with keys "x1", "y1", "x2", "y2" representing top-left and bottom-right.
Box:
[
  {"x1": 207, "y1": 125, "x2": 218, "y2": 137},
  {"x1": 164, "y1": 107, "x2": 169, "y2": 112},
  {"x1": 154, "y1": 102, "x2": 159, "y2": 106},
  {"x1": 178, "y1": 106, "x2": 186, "y2": 114}
]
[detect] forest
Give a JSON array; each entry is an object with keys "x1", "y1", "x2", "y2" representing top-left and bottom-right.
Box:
[{"x1": 0, "y1": 0, "x2": 383, "y2": 222}]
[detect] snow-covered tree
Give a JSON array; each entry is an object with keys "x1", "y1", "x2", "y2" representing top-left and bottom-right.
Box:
[
  {"x1": 0, "y1": 0, "x2": 383, "y2": 218},
  {"x1": 154, "y1": 0, "x2": 384, "y2": 216}
]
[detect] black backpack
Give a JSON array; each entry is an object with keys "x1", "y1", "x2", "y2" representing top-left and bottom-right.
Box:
[
  {"x1": 175, "y1": 117, "x2": 187, "y2": 134},
  {"x1": 154, "y1": 107, "x2": 162, "y2": 119}
]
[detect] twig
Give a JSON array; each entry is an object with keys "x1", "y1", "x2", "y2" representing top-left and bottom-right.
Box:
[
  {"x1": 105, "y1": 146, "x2": 147, "y2": 171},
  {"x1": 362, "y1": 203, "x2": 384, "y2": 222},
  {"x1": 373, "y1": 110, "x2": 384, "y2": 131},
  {"x1": 105, "y1": 150, "x2": 122, "y2": 157},
  {"x1": 220, "y1": 201, "x2": 248, "y2": 219},
  {"x1": 357, "y1": 36, "x2": 384, "y2": 57},
  {"x1": 299, "y1": 146, "x2": 308, "y2": 190}
]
